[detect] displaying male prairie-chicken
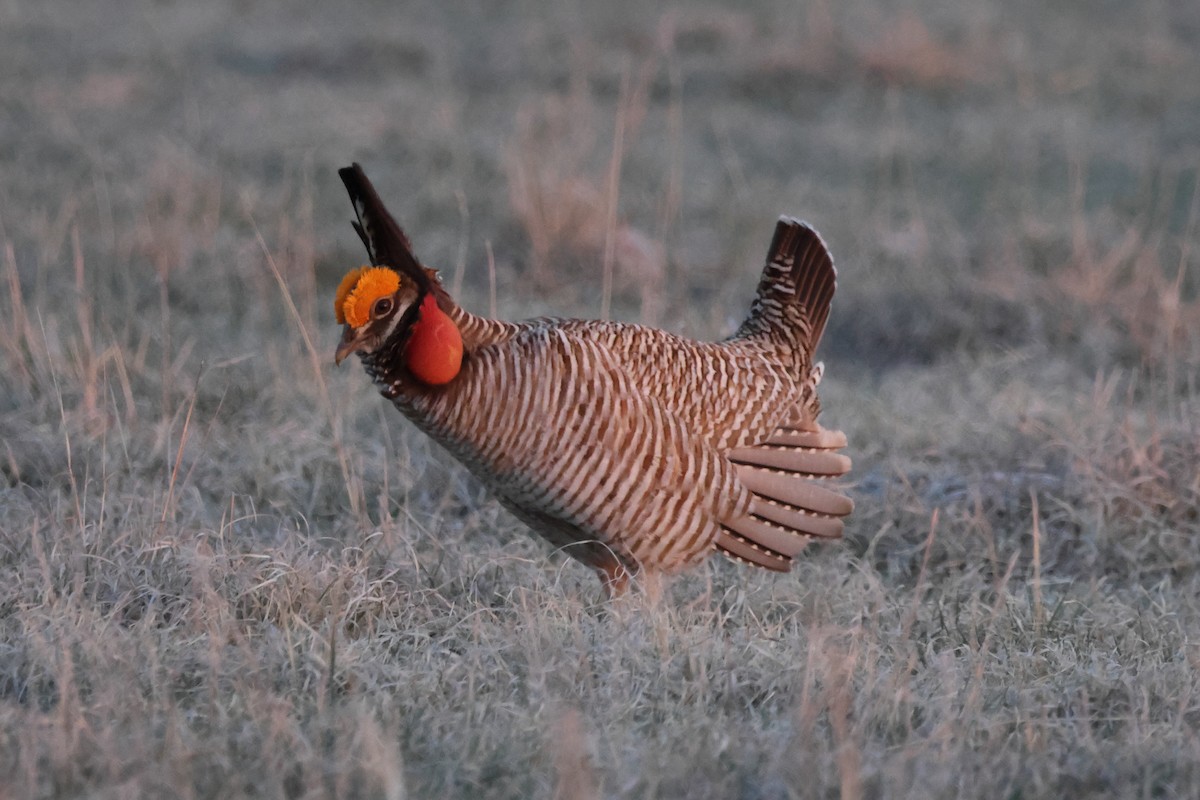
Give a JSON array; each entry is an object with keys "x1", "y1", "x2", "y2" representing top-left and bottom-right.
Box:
[{"x1": 334, "y1": 163, "x2": 852, "y2": 595}]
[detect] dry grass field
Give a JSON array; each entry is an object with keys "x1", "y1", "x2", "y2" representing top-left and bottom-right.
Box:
[{"x1": 2, "y1": 0, "x2": 1199, "y2": 797}]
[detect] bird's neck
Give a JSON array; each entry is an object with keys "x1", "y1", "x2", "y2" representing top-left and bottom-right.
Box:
[{"x1": 444, "y1": 304, "x2": 523, "y2": 350}]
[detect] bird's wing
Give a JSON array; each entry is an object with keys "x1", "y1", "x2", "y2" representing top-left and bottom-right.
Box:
[
  {"x1": 419, "y1": 325, "x2": 850, "y2": 573},
  {"x1": 718, "y1": 425, "x2": 853, "y2": 560},
  {"x1": 420, "y1": 325, "x2": 753, "y2": 571},
  {"x1": 714, "y1": 366, "x2": 853, "y2": 564}
]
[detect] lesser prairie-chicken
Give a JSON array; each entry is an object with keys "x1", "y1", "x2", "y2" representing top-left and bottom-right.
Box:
[{"x1": 334, "y1": 163, "x2": 852, "y2": 595}]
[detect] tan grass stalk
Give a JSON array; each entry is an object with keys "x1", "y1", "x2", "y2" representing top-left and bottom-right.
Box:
[
  {"x1": 1030, "y1": 490, "x2": 1044, "y2": 632},
  {"x1": 255, "y1": 224, "x2": 362, "y2": 518}
]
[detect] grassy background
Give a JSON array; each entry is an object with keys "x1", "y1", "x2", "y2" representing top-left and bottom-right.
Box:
[{"x1": 2, "y1": 0, "x2": 1199, "y2": 797}]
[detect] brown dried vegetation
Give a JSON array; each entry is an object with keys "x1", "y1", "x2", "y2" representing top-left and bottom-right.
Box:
[{"x1": 1, "y1": 0, "x2": 1198, "y2": 798}]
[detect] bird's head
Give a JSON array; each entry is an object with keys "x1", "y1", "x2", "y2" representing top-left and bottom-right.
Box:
[
  {"x1": 333, "y1": 265, "x2": 462, "y2": 385},
  {"x1": 333, "y1": 264, "x2": 417, "y2": 365},
  {"x1": 333, "y1": 164, "x2": 463, "y2": 385}
]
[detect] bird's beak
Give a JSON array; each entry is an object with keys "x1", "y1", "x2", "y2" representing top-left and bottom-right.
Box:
[{"x1": 334, "y1": 326, "x2": 366, "y2": 366}]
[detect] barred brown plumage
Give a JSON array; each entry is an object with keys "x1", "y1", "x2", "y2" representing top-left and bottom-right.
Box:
[{"x1": 334, "y1": 163, "x2": 853, "y2": 595}]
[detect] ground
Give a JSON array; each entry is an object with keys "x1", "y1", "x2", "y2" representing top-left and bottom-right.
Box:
[{"x1": 1, "y1": 0, "x2": 1199, "y2": 797}]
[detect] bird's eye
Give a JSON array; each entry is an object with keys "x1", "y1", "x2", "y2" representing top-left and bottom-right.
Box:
[{"x1": 372, "y1": 297, "x2": 394, "y2": 318}]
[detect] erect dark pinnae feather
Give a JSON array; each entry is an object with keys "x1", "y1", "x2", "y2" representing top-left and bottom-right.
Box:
[{"x1": 338, "y1": 163, "x2": 433, "y2": 296}]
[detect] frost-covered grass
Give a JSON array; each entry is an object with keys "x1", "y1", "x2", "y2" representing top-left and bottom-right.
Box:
[{"x1": 2, "y1": 1, "x2": 1198, "y2": 797}]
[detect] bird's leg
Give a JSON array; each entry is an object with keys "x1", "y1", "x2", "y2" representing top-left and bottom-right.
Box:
[{"x1": 596, "y1": 558, "x2": 634, "y2": 599}]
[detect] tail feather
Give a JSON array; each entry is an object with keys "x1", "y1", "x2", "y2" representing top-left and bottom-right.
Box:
[{"x1": 740, "y1": 217, "x2": 837, "y2": 350}]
